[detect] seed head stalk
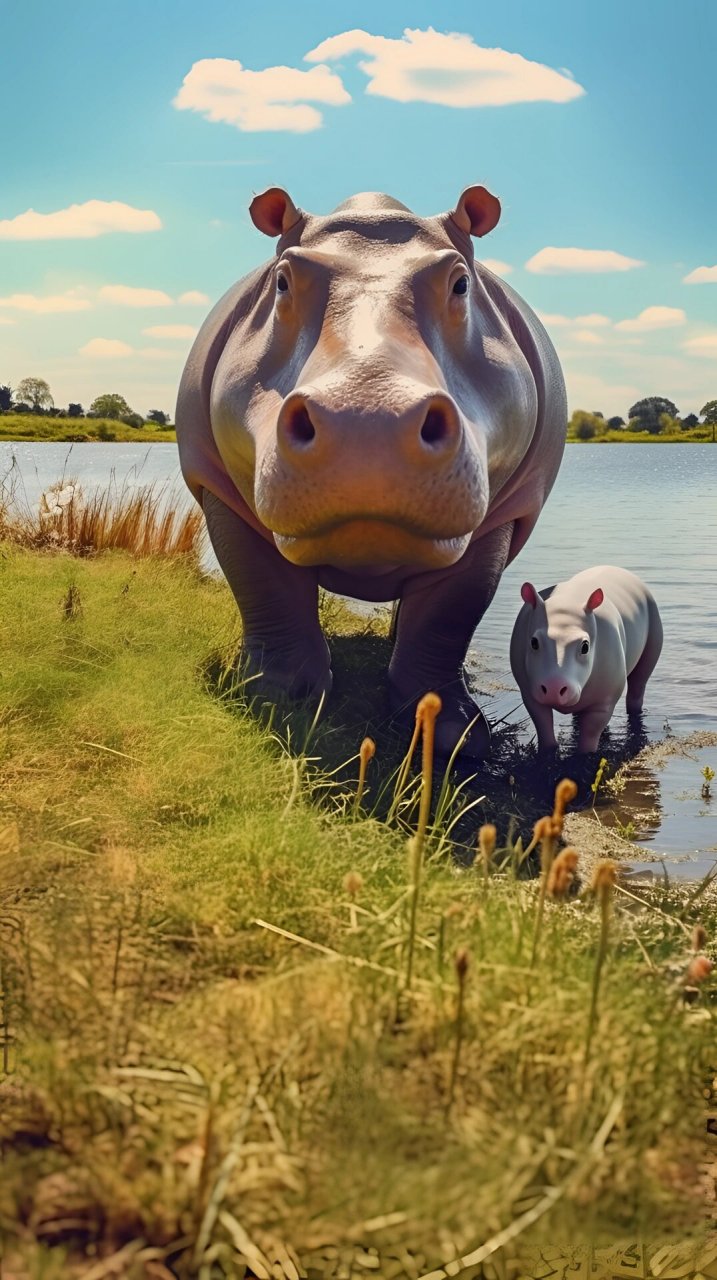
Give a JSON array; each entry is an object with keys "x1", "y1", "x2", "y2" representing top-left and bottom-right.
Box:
[
  {"x1": 352, "y1": 736, "x2": 376, "y2": 817},
  {"x1": 403, "y1": 693, "x2": 441, "y2": 993},
  {"x1": 447, "y1": 947, "x2": 470, "y2": 1115},
  {"x1": 584, "y1": 859, "x2": 618, "y2": 1066}
]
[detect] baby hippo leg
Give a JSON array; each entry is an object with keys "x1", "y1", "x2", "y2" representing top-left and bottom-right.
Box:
[
  {"x1": 523, "y1": 696, "x2": 558, "y2": 752},
  {"x1": 626, "y1": 601, "x2": 664, "y2": 714},
  {"x1": 203, "y1": 492, "x2": 332, "y2": 702},
  {"x1": 576, "y1": 704, "x2": 617, "y2": 753}
]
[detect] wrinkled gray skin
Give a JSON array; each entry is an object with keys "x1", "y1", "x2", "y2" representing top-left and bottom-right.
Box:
[{"x1": 176, "y1": 184, "x2": 567, "y2": 757}]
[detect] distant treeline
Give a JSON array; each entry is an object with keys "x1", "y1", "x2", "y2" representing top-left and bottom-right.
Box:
[
  {"x1": 0, "y1": 378, "x2": 172, "y2": 429},
  {"x1": 568, "y1": 396, "x2": 717, "y2": 440}
]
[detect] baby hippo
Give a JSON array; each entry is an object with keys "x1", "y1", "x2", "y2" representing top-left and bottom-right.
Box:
[{"x1": 510, "y1": 565, "x2": 663, "y2": 752}]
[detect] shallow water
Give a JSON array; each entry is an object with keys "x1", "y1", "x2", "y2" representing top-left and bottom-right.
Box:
[{"x1": 3, "y1": 440, "x2": 716, "y2": 873}]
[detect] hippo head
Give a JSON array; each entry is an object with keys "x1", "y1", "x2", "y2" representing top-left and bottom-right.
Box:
[
  {"x1": 210, "y1": 185, "x2": 538, "y2": 573},
  {"x1": 520, "y1": 582, "x2": 604, "y2": 709}
]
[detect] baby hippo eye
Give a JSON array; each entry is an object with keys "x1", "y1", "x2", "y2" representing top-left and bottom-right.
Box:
[
  {"x1": 530, "y1": 636, "x2": 539, "y2": 651},
  {"x1": 580, "y1": 639, "x2": 590, "y2": 655},
  {"x1": 452, "y1": 274, "x2": 470, "y2": 295},
  {"x1": 276, "y1": 272, "x2": 289, "y2": 293}
]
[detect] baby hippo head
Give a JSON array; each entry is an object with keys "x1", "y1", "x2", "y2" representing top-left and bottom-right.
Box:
[{"x1": 520, "y1": 581, "x2": 604, "y2": 709}]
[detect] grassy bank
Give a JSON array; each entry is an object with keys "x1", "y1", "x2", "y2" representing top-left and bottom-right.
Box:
[
  {"x1": 567, "y1": 428, "x2": 715, "y2": 443},
  {"x1": 0, "y1": 414, "x2": 177, "y2": 444},
  {"x1": 0, "y1": 524, "x2": 715, "y2": 1275}
]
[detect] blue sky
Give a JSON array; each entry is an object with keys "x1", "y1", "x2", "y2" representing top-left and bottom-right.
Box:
[{"x1": 1, "y1": 0, "x2": 715, "y2": 417}]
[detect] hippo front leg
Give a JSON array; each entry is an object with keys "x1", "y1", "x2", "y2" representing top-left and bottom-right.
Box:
[
  {"x1": 576, "y1": 704, "x2": 617, "y2": 754},
  {"x1": 203, "y1": 492, "x2": 332, "y2": 702},
  {"x1": 522, "y1": 696, "x2": 558, "y2": 753},
  {"x1": 388, "y1": 522, "x2": 514, "y2": 758}
]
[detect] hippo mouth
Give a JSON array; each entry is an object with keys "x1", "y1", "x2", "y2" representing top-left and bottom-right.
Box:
[{"x1": 273, "y1": 516, "x2": 473, "y2": 570}]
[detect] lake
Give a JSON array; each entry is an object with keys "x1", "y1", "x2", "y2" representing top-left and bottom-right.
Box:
[{"x1": 2, "y1": 439, "x2": 716, "y2": 873}]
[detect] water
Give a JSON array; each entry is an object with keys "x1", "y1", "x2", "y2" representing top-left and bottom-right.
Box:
[{"x1": 2, "y1": 440, "x2": 716, "y2": 872}]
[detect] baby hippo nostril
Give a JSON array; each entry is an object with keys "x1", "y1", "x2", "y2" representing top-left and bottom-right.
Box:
[
  {"x1": 287, "y1": 404, "x2": 316, "y2": 446},
  {"x1": 420, "y1": 407, "x2": 451, "y2": 447}
]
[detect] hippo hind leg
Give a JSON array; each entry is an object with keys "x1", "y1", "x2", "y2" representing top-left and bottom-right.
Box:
[
  {"x1": 626, "y1": 598, "x2": 664, "y2": 714},
  {"x1": 388, "y1": 522, "x2": 514, "y2": 759},
  {"x1": 203, "y1": 492, "x2": 332, "y2": 703}
]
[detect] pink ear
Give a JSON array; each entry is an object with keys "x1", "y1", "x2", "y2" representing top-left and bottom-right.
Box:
[
  {"x1": 249, "y1": 187, "x2": 302, "y2": 237},
  {"x1": 585, "y1": 587, "x2": 604, "y2": 612},
  {"x1": 451, "y1": 185, "x2": 501, "y2": 238},
  {"x1": 521, "y1": 582, "x2": 539, "y2": 608}
]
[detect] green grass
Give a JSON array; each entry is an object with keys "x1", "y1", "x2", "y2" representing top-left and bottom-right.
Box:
[
  {"x1": 0, "y1": 413, "x2": 177, "y2": 443},
  {"x1": 567, "y1": 428, "x2": 715, "y2": 444},
  {"x1": 0, "y1": 547, "x2": 714, "y2": 1277}
]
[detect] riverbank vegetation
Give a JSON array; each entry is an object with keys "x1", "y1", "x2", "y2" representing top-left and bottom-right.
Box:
[
  {"x1": 0, "y1": 380, "x2": 176, "y2": 442},
  {"x1": 0, "y1": 413, "x2": 177, "y2": 444},
  {"x1": 568, "y1": 398, "x2": 717, "y2": 442},
  {"x1": 0, "y1": 485, "x2": 714, "y2": 1277}
]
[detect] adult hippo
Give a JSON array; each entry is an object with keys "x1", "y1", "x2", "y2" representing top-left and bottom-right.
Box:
[{"x1": 176, "y1": 185, "x2": 567, "y2": 757}]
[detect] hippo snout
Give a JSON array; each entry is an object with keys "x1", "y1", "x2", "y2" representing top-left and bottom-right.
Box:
[
  {"x1": 277, "y1": 389, "x2": 463, "y2": 470},
  {"x1": 536, "y1": 676, "x2": 581, "y2": 708}
]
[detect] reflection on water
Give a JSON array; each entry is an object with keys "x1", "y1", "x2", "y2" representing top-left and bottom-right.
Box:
[{"x1": 2, "y1": 440, "x2": 716, "y2": 874}]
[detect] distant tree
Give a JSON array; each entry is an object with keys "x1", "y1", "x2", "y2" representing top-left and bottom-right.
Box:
[
  {"x1": 591, "y1": 411, "x2": 604, "y2": 419},
  {"x1": 16, "y1": 377, "x2": 53, "y2": 413},
  {"x1": 628, "y1": 397, "x2": 678, "y2": 434},
  {"x1": 89, "y1": 393, "x2": 133, "y2": 420},
  {"x1": 607, "y1": 416, "x2": 625, "y2": 430},
  {"x1": 146, "y1": 408, "x2": 170, "y2": 426},
  {"x1": 67, "y1": 403, "x2": 84, "y2": 418},
  {"x1": 13, "y1": 402, "x2": 30, "y2": 414},
  {"x1": 659, "y1": 413, "x2": 681, "y2": 435},
  {"x1": 569, "y1": 410, "x2": 603, "y2": 441},
  {"x1": 681, "y1": 413, "x2": 699, "y2": 430},
  {"x1": 701, "y1": 400, "x2": 717, "y2": 425},
  {"x1": 0, "y1": 385, "x2": 13, "y2": 412},
  {"x1": 120, "y1": 412, "x2": 144, "y2": 430}
]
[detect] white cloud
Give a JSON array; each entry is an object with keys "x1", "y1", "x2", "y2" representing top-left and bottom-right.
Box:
[
  {"x1": 535, "y1": 311, "x2": 570, "y2": 327},
  {"x1": 0, "y1": 290, "x2": 92, "y2": 314},
  {"x1": 682, "y1": 333, "x2": 717, "y2": 358},
  {"x1": 481, "y1": 258, "x2": 512, "y2": 276},
  {"x1": 563, "y1": 372, "x2": 640, "y2": 416},
  {"x1": 683, "y1": 265, "x2": 717, "y2": 284},
  {"x1": 574, "y1": 312, "x2": 611, "y2": 327},
  {"x1": 615, "y1": 306, "x2": 686, "y2": 333},
  {"x1": 178, "y1": 290, "x2": 210, "y2": 305},
  {"x1": 525, "y1": 247, "x2": 644, "y2": 274},
  {"x1": 305, "y1": 27, "x2": 585, "y2": 107},
  {"x1": 80, "y1": 338, "x2": 134, "y2": 359},
  {"x1": 0, "y1": 200, "x2": 161, "y2": 241},
  {"x1": 173, "y1": 57, "x2": 350, "y2": 132},
  {"x1": 573, "y1": 329, "x2": 605, "y2": 345},
  {"x1": 0, "y1": 316, "x2": 15, "y2": 325},
  {"x1": 100, "y1": 285, "x2": 174, "y2": 308},
  {"x1": 143, "y1": 324, "x2": 198, "y2": 339}
]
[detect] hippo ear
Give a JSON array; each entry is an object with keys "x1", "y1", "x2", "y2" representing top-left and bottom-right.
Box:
[
  {"x1": 585, "y1": 587, "x2": 604, "y2": 612},
  {"x1": 521, "y1": 582, "x2": 539, "y2": 609},
  {"x1": 249, "y1": 187, "x2": 303, "y2": 238},
  {"x1": 451, "y1": 185, "x2": 502, "y2": 238}
]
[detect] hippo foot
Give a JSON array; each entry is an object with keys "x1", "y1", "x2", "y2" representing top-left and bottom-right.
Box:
[
  {"x1": 241, "y1": 636, "x2": 333, "y2": 706},
  {"x1": 388, "y1": 672, "x2": 492, "y2": 760}
]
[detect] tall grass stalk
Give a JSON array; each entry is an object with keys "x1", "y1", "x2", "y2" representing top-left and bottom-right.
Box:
[
  {"x1": 352, "y1": 736, "x2": 376, "y2": 817},
  {"x1": 584, "y1": 859, "x2": 618, "y2": 1066},
  {"x1": 403, "y1": 693, "x2": 441, "y2": 993},
  {"x1": 446, "y1": 947, "x2": 470, "y2": 1115}
]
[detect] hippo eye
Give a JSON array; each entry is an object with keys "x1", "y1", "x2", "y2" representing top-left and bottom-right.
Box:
[
  {"x1": 276, "y1": 272, "x2": 289, "y2": 293},
  {"x1": 452, "y1": 274, "x2": 470, "y2": 296},
  {"x1": 581, "y1": 639, "x2": 590, "y2": 655},
  {"x1": 530, "y1": 636, "x2": 539, "y2": 651}
]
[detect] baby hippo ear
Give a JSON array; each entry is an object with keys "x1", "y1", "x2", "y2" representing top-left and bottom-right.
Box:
[
  {"x1": 521, "y1": 582, "x2": 539, "y2": 609},
  {"x1": 249, "y1": 187, "x2": 303, "y2": 237},
  {"x1": 585, "y1": 587, "x2": 604, "y2": 612},
  {"x1": 451, "y1": 185, "x2": 501, "y2": 238}
]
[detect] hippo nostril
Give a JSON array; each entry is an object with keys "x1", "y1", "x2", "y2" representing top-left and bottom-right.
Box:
[
  {"x1": 541, "y1": 685, "x2": 547, "y2": 695},
  {"x1": 560, "y1": 686, "x2": 567, "y2": 697},
  {"x1": 286, "y1": 404, "x2": 316, "y2": 446},
  {"x1": 420, "y1": 407, "x2": 450, "y2": 447}
]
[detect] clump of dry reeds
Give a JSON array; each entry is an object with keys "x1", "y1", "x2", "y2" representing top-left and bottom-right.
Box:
[{"x1": 0, "y1": 477, "x2": 204, "y2": 559}]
